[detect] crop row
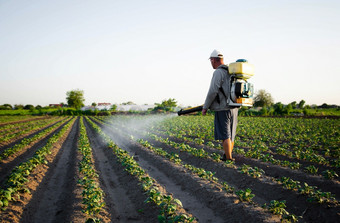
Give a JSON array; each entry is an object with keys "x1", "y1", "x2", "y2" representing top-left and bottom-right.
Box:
[
  {"x1": 0, "y1": 117, "x2": 70, "y2": 161},
  {"x1": 0, "y1": 117, "x2": 63, "y2": 144},
  {"x1": 234, "y1": 145, "x2": 339, "y2": 179},
  {"x1": 85, "y1": 117, "x2": 196, "y2": 222},
  {"x1": 0, "y1": 117, "x2": 75, "y2": 209},
  {"x1": 0, "y1": 116, "x2": 52, "y2": 134},
  {"x1": 77, "y1": 117, "x2": 106, "y2": 222},
  {"x1": 0, "y1": 116, "x2": 38, "y2": 125}
]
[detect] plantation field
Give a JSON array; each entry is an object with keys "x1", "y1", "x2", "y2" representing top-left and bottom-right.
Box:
[{"x1": 0, "y1": 115, "x2": 339, "y2": 222}]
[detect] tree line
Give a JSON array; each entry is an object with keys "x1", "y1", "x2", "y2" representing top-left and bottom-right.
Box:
[{"x1": 1, "y1": 89, "x2": 338, "y2": 116}]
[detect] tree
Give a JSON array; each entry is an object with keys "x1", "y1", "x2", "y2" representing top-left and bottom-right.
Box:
[
  {"x1": 111, "y1": 104, "x2": 117, "y2": 111},
  {"x1": 24, "y1": 104, "x2": 34, "y2": 110},
  {"x1": 285, "y1": 104, "x2": 293, "y2": 115},
  {"x1": 253, "y1": 89, "x2": 274, "y2": 107},
  {"x1": 3, "y1": 104, "x2": 12, "y2": 109},
  {"x1": 298, "y1": 100, "x2": 305, "y2": 109},
  {"x1": 0, "y1": 104, "x2": 12, "y2": 110},
  {"x1": 14, "y1": 104, "x2": 24, "y2": 110},
  {"x1": 122, "y1": 101, "x2": 135, "y2": 105},
  {"x1": 290, "y1": 101, "x2": 297, "y2": 109},
  {"x1": 66, "y1": 89, "x2": 85, "y2": 109},
  {"x1": 273, "y1": 102, "x2": 284, "y2": 115},
  {"x1": 92, "y1": 102, "x2": 97, "y2": 107},
  {"x1": 153, "y1": 98, "x2": 177, "y2": 112}
]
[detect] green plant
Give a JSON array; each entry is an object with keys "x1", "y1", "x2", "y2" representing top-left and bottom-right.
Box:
[
  {"x1": 298, "y1": 183, "x2": 315, "y2": 195},
  {"x1": 263, "y1": 200, "x2": 299, "y2": 222},
  {"x1": 210, "y1": 152, "x2": 221, "y2": 162},
  {"x1": 222, "y1": 182, "x2": 234, "y2": 193},
  {"x1": 236, "y1": 188, "x2": 255, "y2": 202},
  {"x1": 263, "y1": 200, "x2": 288, "y2": 216},
  {"x1": 322, "y1": 170, "x2": 338, "y2": 180},
  {"x1": 238, "y1": 164, "x2": 264, "y2": 178},
  {"x1": 194, "y1": 138, "x2": 204, "y2": 145},
  {"x1": 304, "y1": 165, "x2": 318, "y2": 174},
  {"x1": 307, "y1": 190, "x2": 336, "y2": 204},
  {"x1": 206, "y1": 141, "x2": 215, "y2": 147},
  {"x1": 277, "y1": 177, "x2": 300, "y2": 190}
]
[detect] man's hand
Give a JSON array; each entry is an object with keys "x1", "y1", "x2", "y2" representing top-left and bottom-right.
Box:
[{"x1": 202, "y1": 109, "x2": 207, "y2": 116}]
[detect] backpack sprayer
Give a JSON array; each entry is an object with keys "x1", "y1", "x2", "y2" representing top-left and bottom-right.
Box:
[{"x1": 178, "y1": 59, "x2": 254, "y2": 116}]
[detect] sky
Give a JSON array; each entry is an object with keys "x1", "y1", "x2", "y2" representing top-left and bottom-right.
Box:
[{"x1": 0, "y1": 0, "x2": 339, "y2": 107}]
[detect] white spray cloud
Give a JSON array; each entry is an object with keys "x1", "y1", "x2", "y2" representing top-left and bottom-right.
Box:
[{"x1": 100, "y1": 113, "x2": 177, "y2": 148}]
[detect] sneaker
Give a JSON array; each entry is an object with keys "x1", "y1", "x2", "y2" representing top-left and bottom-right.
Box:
[{"x1": 221, "y1": 154, "x2": 235, "y2": 162}]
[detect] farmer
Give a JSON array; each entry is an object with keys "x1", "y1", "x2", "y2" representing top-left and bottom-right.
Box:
[{"x1": 202, "y1": 49, "x2": 238, "y2": 161}]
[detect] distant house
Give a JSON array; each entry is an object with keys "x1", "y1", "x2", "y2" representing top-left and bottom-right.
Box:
[{"x1": 96, "y1": 103, "x2": 112, "y2": 110}]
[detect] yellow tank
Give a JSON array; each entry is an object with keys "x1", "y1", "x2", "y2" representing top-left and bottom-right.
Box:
[
  {"x1": 236, "y1": 98, "x2": 253, "y2": 105},
  {"x1": 228, "y1": 61, "x2": 254, "y2": 79}
]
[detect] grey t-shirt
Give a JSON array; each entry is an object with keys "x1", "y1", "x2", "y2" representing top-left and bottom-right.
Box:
[{"x1": 203, "y1": 65, "x2": 231, "y2": 111}]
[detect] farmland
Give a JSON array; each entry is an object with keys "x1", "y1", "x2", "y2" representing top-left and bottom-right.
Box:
[{"x1": 0, "y1": 115, "x2": 339, "y2": 222}]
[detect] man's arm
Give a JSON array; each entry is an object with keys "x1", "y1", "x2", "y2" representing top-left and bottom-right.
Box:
[{"x1": 203, "y1": 70, "x2": 224, "y2": 111}]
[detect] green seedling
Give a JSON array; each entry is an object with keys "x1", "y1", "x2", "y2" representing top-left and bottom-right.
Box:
[
  {"x1": 322, "y1": 170, "x2": 338, "y2": 180},
  {"x1": 304, "y1": 165, "x2": 318, "y2": 174},
  {"x1": 236, "y1": 188, "x2": 255, "y2": 202}
]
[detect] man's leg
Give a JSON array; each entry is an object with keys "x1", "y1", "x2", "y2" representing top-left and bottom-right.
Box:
[{"x1": 222, "y1": 138, "x2": 233, "y2": 160}]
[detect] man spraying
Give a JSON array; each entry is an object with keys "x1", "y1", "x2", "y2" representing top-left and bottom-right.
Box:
[{"x1": 202, "y1": 49, "x2": 238, "y2": 161}]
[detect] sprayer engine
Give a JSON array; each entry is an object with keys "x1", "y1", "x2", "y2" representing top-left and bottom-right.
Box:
[{"x1": 227, "y1": 59, "x2": 254, "y2": 107}]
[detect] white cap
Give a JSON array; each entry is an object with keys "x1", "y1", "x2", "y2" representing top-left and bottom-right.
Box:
[{"x1": 209, "y1": 49, "x2": 223, "y2": 59}]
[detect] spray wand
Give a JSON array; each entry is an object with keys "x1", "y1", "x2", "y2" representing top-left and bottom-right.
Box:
[{"x1": 177, "y1": 105, "x2": 203, "y2": 116}]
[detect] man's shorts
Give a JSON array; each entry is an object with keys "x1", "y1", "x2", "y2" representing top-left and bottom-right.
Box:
[{"x1": 214, "y1": 108, "x2": 239, "y2": 141}]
